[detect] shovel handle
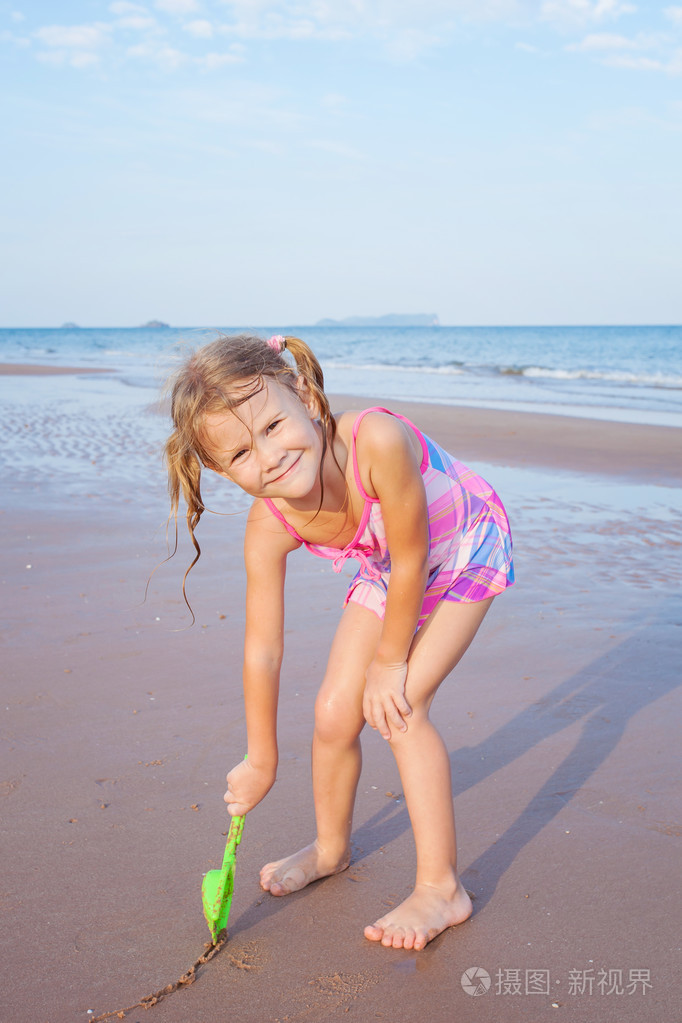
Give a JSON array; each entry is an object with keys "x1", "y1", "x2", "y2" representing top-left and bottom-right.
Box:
[
  {"x1": 220, "y1": 813, "x2": 244, "y2": 872},
  {"x1": 220, "y1": 755, "x2": 246, "y2": 869}
]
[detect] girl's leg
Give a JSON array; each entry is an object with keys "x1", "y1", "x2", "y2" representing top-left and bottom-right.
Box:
[
  {"x1": 364, "y1": 596, "x2": 493, "y2": 950},
  {"x1": 260, "y1": 602, "x2": 382, "y2": 895}
]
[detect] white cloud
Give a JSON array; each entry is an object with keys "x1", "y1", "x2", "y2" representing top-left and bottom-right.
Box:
[
  {"x1": 220, "y1": 0, "x2": 524, "y2": 22},
  {"x1": 663, "y1": 6, "x2": 682, "y2": 26},
  {"x1": 35, "y1": 24, "x2": 111, "y2": 50},
  {"x1": 516, "y1": 41, "x2": 540, "y2": 51},
  {"x1": 125, "y1": 39, "x2": 244, "y2": 70},
  {"x1": 541, "y1": 0, "x2": 636, "y2": 27},
  {"x1": 128, "y1": 41, "x2": 188, "y2": 67},
  {"x1": 154, "y1": 0, "x2": 200, "y2": 13},
  {"x1": 70, "y1": 51, "x2": 101, "y2": 68},
  {"x1": 109, "y1": 1, "x2": 149, "y2": 13},
  {"x1": 116, "y1": 15, "x2": 160, "y2": 30},
  {"x1": 219, "y1": 13, "x2": 345, "y2": 42},
  {"x1": 565, "y1": 25, "x2": 682, "y2": 74},
  {"x1": 184, "y1": 19, "x2": 214, "y2": 37},
  {"x1": 383, "y1": 27, "x2": 442, "y2": 61},
  {"x1": 568, "y1": 31, "x2": 638, "y2": 50},
  {"x1": 197, "y1": 50, "x2": 245, "y2": 67},
  {"x1": 36, "y1": 48, "x2": 102, "y2": 68},
  {"x1": 320, "y1": 92, "x2": 349, "y2": 108},
  {"x1": 603, "y1": 48, "x2": 682, "y2": 73},
  {"x1": 307, "y1": 139, "x2": 366, "y2": 160},
  {"x1": 213, "y1": 0, "x2": 523, "y2": 50},
  {"x1": 10, "y1": 10, "x2": 26, "y2": 21},
  {"x1": 156, "y1": 44, "x2": 190, "y2": 66},
  {"x1": 31, "y1": 23, "x2": 114, "y2": 71},
  {"x1": 601, "y1": 53, "x2": 665, "y2": 70},
  {"x1": 0, "y1": 28, "x2": 30, "y2": 46}
]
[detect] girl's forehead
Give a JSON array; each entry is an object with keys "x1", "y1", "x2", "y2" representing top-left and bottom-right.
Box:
[{"x1": 202, "y1": 378, "x2": 287, "y2": 438}]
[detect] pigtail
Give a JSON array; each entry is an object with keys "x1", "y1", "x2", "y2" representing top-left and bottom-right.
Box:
[
  {"x1": 283, "y1": 335, "x2": 338, "y2": 469},
  {"x1": 164, "y1": 428, "x2": 206, "y2": 622}
]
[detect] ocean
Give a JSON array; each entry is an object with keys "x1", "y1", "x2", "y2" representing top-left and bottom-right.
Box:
[
  {"x1": 1, "y1": 324, "x2": 680, "y2": 507},
  {"x1": 1, "y1": 323, "x2": 680, "y2": 427}
]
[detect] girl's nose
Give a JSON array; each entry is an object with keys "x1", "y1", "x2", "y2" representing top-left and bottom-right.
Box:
[{"x1": 260, "y1": 438, "x2": 286, "y2": 473}]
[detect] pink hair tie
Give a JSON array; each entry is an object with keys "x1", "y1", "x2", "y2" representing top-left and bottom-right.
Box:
[{"x1": 267, "y1": 334, "x2": 286, "y2": 353}]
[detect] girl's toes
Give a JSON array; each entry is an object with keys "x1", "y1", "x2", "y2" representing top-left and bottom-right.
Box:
[
  {"x1": 395, "y1": 928, "x2": 415, "y2": 949},
  {"x1": 383, "y1": 928, "x2": 403, "y2": 948}
]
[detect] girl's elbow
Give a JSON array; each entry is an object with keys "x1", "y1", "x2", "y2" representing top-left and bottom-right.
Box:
[
  {"x1": 244, "y1": 645, "x2": 283, "y2": 676},
  {"x1": 396, "y1": 551, "x2": 429, "y2": 580}
]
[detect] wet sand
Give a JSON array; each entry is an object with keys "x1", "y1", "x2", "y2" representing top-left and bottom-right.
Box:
[
  {"x1": 1, "y1": 369, "x2": 680, "y2": 1022},
  {"x1": 0, "y1": 362, "x2": 113, "y2": 374}
]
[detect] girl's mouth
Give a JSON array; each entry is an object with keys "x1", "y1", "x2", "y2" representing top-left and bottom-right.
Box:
[{"x1": 270, "y1": 454, "x2": 302, "y2": 484}]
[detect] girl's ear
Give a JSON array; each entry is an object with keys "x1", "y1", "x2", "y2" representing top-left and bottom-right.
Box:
[{"x1": 296, "y1": 376, "x2": 320, "y2": 419}]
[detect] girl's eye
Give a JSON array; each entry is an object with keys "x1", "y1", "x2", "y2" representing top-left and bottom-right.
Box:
[
  {"x1": 267, "y1": 420, "x2": 281, "y2": 432},
  {"x1": 232, "y1": 449, "x2": 247, "y2": 463}
]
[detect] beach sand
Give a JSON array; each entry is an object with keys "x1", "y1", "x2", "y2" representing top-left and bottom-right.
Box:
[
  {"x1": 0, "y1": 363, "x2": 114, "y2": 375},
  {"x1": 1, "y1": 370, "x2": 680, "y2": 1022}
]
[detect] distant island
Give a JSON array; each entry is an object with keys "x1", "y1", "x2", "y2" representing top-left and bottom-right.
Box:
[
  {"x1": 316, "y1": 314, "x2": 440, "y2": 327},
  {"x1": 60, "y1": 322, "x2": 81, "y2": 329},
  {"x1": 141, "y1": 319, "x2": 170, "y2": 329}
]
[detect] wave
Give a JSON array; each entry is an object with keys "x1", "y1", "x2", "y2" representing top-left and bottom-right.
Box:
[
  {"x1": 324, "y1": 360, "x2": 465, "y2": 375},
  {"x1": 326, "y1": 358, "x2": 682, "y2": 389},
  {"x1": 498, "y1": 365, "x2": 682, "y2": 389}
]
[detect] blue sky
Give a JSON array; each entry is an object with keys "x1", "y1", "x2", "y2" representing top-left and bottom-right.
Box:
[{"x1": 1, "y1": 0, "x2": 681, "y2": 326}]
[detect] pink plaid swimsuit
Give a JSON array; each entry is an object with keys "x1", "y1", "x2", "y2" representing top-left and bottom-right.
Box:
[{"x1": 263, "y1": 407, "x2": 514, "y2": 628}]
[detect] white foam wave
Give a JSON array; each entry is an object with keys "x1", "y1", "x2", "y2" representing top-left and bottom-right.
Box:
[
  {"x1": 324, "y1": 361, "x2": 464, "y2": 376},
  {"x1": 505, "y1": 366, "x2": 682, "y2": 389}
]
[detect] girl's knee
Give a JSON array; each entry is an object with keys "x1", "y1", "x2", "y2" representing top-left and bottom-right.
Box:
[{"x1": 314, "y1": 687, "x2": 363, "y2": 745}]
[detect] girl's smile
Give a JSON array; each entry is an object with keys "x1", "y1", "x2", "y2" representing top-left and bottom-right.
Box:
[{"x1": 201, "y1": 378, "x2": 323, "y2": 502}]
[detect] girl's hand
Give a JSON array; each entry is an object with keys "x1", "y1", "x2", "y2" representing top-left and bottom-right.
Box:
[
  {"x1": 224, "y1": 757, "x2": 276, "y2": 815},
  {"x1": 363, "y1": 658, "x2": 412, "y2": 741}
]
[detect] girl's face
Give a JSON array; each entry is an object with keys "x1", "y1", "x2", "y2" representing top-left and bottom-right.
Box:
[{"x1": 201, "y1": 377, "x2": 323, "y2": 502}]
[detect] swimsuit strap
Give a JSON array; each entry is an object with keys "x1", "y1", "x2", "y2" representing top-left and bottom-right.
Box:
[
  {"x1": 262, "y1": 498, "x2": 304, "y2": 541},
  {"x1": 263, "y1": 407, "x2": 429, "y2": 532},
  {"x1": 351, "y1": 407, "x2": 429, "y2": 501}
]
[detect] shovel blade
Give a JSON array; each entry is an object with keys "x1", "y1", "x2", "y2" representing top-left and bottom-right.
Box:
[
  {"x1": 202, "y1": 866, "x2": 236, "y2": 942},
  {"x1": 202, "y1": 810, "x2": 244, "y2": 942}
]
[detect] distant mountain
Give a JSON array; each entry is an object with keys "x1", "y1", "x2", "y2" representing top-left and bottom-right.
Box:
[
  {"x1": 316, "y1": 314, "x2": 440, "y2": 327},
  {"x1": 141, "y1": 319, "x2": 170, "y2": 328}
]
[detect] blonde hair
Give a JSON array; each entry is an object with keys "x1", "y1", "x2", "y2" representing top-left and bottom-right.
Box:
[{"x1": 164, "y1": 333, "x2": 336, "y2": 603}]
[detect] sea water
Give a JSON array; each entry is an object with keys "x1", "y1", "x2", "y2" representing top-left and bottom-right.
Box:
[
  {"x1": 1, "y1": 323, "x2": 680, "y2": 428},
  {"x1": 2, "y1": 325, "x2": 680, "y2": 556}
]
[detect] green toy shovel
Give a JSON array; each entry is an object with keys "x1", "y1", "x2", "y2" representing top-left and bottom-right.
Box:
[{"x1": 202, "y1": 812, "x2": 245, "y2": 942}]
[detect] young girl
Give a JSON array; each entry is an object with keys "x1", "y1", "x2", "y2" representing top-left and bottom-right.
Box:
[{"x1": 165, "y1": 333, "x2": 514, "y2": 951}]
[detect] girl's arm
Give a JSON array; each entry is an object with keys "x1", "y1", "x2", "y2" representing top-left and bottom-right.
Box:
[
  {"x1": 356, "y1": 413, "x2": 430, "y2": 740},
  {"x1": 224, "y1": 500, "x2": 300, "y2": 815}
]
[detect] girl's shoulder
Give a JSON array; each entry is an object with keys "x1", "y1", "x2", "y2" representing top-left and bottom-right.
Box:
[
  {"x1": 334, "y1": 408, "x2": 423, "y2": 499},
  {"x1": 333, "y1": 406, "x2": 411, "y2": 446},
  {"x1": 245, "y1": 499, "x2": 302, "y2": 557}
]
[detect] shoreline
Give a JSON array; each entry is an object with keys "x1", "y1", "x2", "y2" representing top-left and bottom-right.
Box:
[
  {"x1": 331, "y1": 393, "x2": 682, "y2": 485},
  {"x1": 1, "y1": 359, "x2": 680, "y2": 491}
]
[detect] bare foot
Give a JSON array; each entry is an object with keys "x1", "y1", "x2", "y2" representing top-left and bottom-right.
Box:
[
  {"x1": 364, "y1": 880, "x2": 473, "y2": 950},
  {"x1": 260, "y1": 840, "x2": 351, "y2": 896}
]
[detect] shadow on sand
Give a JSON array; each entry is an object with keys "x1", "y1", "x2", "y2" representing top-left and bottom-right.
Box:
[{"x1": 229, "y1": 593, "x2": 680, "y2": 932}]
